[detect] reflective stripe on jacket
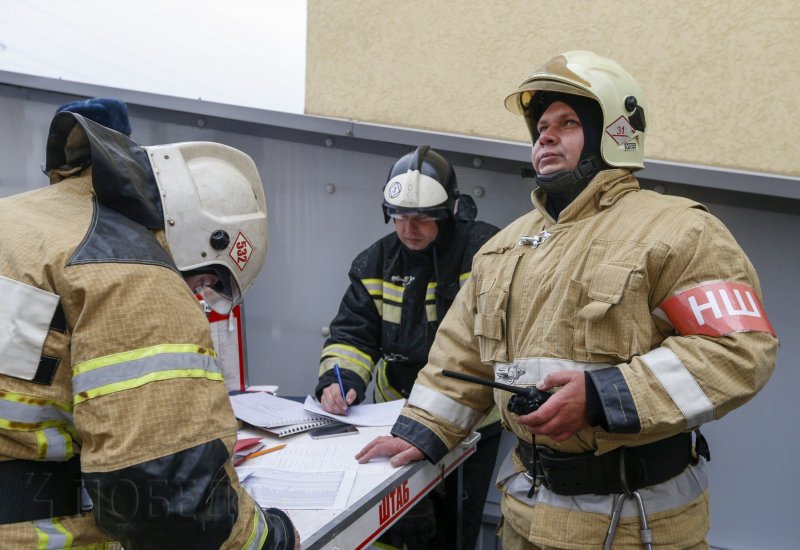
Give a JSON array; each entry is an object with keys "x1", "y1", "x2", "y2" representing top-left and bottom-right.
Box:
[
  {"x1": 317, "y1": 219, "x2": 499, "y2": 403},
  {"x1": 394, "y1": 169, "x2": 777, "y2": 547},
  {"x1": 0, "y1": 158, "x2": 282, "y2": 547}
]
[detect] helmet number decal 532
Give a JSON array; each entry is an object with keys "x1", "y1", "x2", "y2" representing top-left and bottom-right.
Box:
[{"x1": 229, "y1": 231, "x2": 253, "y2": 271}]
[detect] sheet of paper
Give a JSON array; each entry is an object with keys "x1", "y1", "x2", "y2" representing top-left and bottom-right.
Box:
[
  {"x1": 239, "y1": 468, "x2": 356, "y2": 509},
  {"x1": 230, "y1": 392, "x2": 327, "y2": 428},
  {"x1": 237, "y1": 426, "x2": 393, "y2": 475},
  {"x1": 303, "y1": 395, "x2": 405, "y2": 426}
]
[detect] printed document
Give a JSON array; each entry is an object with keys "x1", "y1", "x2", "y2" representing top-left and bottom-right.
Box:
[{"x1": 303, "y1": 395, "x2": 405, "y2": 426}]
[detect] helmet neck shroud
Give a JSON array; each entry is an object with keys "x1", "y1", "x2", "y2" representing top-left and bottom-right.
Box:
[{"x1": 528, "y1": 92, "x2": 608, "y2": 220}]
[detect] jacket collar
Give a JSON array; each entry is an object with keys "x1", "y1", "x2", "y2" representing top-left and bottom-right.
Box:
[
  {"x1": 531, "y1": 168, "x2": 639, "y2": 225},
  {"x1": 45, "y1": 111, "x2": 163, "y2": 229}
]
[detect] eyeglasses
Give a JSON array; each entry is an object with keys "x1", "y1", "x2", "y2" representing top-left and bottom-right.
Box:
[{"x1": 386, "y1": 208, "x2": 448, "y2": 222}]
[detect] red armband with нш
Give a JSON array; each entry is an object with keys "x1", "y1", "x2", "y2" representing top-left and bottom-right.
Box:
[{"x1": 657, "y1": 280, "x2": 775, "y2": 337}]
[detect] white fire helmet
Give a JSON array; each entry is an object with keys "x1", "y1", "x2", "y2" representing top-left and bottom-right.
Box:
[
  {"x1": 382, "y1": 145, "x2": 458, "y2": 222},
  {"x1": 145, "y1": 142, "x2": 268, "y2": 314},
  {"x1": 504, "y1": 50, "x2": 648, "y2": 171}
]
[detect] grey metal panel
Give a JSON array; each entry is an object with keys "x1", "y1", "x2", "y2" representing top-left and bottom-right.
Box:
[
  {"x1": 0, "y1": 81, "x2": 798, "y2": 550},
  {"x1": 2, "y1": 70, "x2": 799, "y2": 200}
]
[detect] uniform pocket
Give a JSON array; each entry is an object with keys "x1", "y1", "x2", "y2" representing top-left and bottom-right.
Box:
[
  {"x1": 473, "y1": 253, "x2": 522, "y2": 363},
  {"x1": 578, "y1": 263, "x2": 642, "y2": 360}
]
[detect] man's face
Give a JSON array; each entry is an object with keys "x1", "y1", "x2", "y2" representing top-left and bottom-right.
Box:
[
  {"x1": 394, "y1": 215, "x2": 439, "y2": 251},
  {"x1": 531, "y1": 101, "x2": 584, "y2": 175}
]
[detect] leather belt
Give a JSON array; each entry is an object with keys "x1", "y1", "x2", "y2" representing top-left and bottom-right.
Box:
[
  {"x1": 517, "y1": 431, "x2": 707, "y2": 496},
  {"x1": 0, "y1": 456, "x2": 83, "y2": 524}
]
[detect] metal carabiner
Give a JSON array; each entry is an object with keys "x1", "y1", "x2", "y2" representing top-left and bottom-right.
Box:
[{"x1": 603, "y1": 451, "x2": 654, "y2": 550}]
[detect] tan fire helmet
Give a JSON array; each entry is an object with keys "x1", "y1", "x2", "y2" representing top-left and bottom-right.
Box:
[
  {"x1": 145, "y1": 142, "x2": 268, "y2": 313},
  {"x1": 505, "y1": 50, "x2": 648, "y2": 170}
]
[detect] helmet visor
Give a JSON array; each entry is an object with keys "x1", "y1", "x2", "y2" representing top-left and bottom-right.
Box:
[
  {"x1": 505, "y1": 79, "x2": 596, "y2": 116},
  {"x1": 385, "y1": 206, "x2": 449, "y2": 222}
]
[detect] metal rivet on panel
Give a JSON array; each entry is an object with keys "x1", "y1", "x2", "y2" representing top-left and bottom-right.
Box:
[
  {"x1": 472, "y1": 156, "x2": 484, "y2": 168},
  {"x1": 474, "y1": 186, "x2": 485, "y2": 197},
  {"x1": 321, "y1": 326, "x2": 331, "y2": 337},
  {"x1": 325, "y1": 137, "x2": 335, "y2": 147},
  {"x1": 325, "y1": 183, "x2": 336, "y2": 194}
]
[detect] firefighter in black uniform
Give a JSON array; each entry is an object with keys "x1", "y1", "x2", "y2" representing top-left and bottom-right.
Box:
[{"x1": 315, "y1": 145, "x2": 501, "y2": 549}]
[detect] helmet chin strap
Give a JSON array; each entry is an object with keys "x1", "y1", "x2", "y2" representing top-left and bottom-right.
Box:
[{"x1": 535, "y1": 157, "x2": 602, "y2": 219}]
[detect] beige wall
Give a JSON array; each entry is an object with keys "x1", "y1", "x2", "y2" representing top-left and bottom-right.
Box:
[{"x1": 306, "y1": 0, "x2": 799, "y2": 177}]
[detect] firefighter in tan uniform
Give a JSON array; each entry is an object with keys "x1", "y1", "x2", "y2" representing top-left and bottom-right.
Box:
[
  {"x1": 356, "y1": 51, "x2": 778, "y2": 549},
  {"x1": 0, "y1": 112, "x2": 297, "y2": 549}
]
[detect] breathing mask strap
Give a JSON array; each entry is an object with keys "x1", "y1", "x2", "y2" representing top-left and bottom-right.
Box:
[{"x1": 535, "y1": 157, "x2": 602, "y2": 219}]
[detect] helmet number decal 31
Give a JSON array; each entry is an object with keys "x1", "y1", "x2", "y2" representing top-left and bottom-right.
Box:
[
  {"x1": 605, "y1": 115, "x2": 634, "y2": 145},
  {"x1": 229, "y1": 231, "x2": 253, "y2": 271}
]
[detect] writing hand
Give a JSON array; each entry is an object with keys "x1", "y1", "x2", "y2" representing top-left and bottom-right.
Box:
[{"x1": 320, "y1": 383, "x2": 356, "y2": 415}]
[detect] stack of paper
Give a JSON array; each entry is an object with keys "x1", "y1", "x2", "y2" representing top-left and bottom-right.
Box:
[{"x1": 229, "y1": 392, "x2": 335, "y2": 437}]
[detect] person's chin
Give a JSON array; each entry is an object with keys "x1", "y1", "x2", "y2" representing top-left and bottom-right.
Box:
[
  {"x1": 537, "y1": 160, "x2": 564, "y2": 175},
  {"x1": 403, "y1": 240, "x2": 425, "y2": 250}
]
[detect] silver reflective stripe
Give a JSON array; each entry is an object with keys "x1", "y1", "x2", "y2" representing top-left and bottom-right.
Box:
[
  {"x1": 322, "y1": 344, "x2": 375, "y2": 371},
  {"x1": 362, "y1": 279, "x2": 382, "y2": 295},
  {"x1": 503, "y1": 458, "x2": 708, "y2": 517},
  {"x1": 32, "y1": 518, "x2": 70, "y2": 549},
  {"x1": 72, "y1": 351, "x2": 221, "y2": 396},
  {"x1": 382, "y1": 282, "x2": 404, "y2": 303},
  {"x1": 494, "y1": 358, "x2": 611, "y2": 385},
  {"x1": 407, "y1": 384, "x2": 484, "y2": 430},
  {"x1": 641, "y1": 347, "x2": 714, "y2": 429},
  {"x1": 425, "y1": 282, "x2": 436, "y2": 301},
  {"x1": 0, "y1": 275, "x2": 59, "y2": 381},
  {"x1": 0, "y1": 397, "x2": 72, "y2": 425},
  {"x1": 242, "y1": 507, "x2": 269, "y2": 550},
  {"x1": 41, "y1": 427, "x2": 70, "y2": 460}
]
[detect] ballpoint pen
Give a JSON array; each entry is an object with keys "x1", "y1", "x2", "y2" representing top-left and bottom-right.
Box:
[
  {"x1": 333, "y1": 363, "x2": 349, "y2": 415},
  {"x1": 234, "y1": 443, "x2": 286, "y2": 466}
]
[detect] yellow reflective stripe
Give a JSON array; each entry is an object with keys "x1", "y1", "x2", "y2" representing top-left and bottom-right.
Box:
[
  {"x1": 74, "y1": 369, "x2": 224, "y2": 405},
  {"x1": 72, "y1": 345, "x2": 222, "y2": 404},
  {"x1": 35, "y1": 427, "x2": 74, "y2": 460},
  {"x1": 33, "y1": 517, "x2": 72, "y2": 550},
  {"x1": 242, "y1": 506, "x2": 269, "y2": 550},
  {"x1": 321, "y1": 346, "x2": 374, "y2": 381},
  {"x1": 382, "y1": 281, "x2": 404, "y2": 303},
  {"x1": 50, "y1": 519, "x2": 72, "y2": 549},
  {"x1": 361, "y1": 277, "x2": 383, "y2": 296},
  {"x1": 73, "y1": 344, "x2": 217, "y2": 375},
  {"x1": 375, "y1": 361, "x2": 403, "y2": 402},
  {"x1": 0, "y1": 390, "x2": 72, "y2": 411},
  {"x1": 383, "y1": 303, "x2": 401, "y2": 324},
  {"x1": 425, "y1": 282, "x2": 437, "y2": 301},
  {"x1": 372, "y1": 297, "x2": 384, "y2": 316},
  {"x1": 425, "y1": 304, "x2": 438, "y2": 322},
  {"x1": 0, "y1": 391, "x2": 73, "y2": 431},
  {"x1": 321, "y1": 344, "x2": 374, "y2": 370},
  {"x1": 459, "y1": 271, "x2": 471, "y2": 287}
]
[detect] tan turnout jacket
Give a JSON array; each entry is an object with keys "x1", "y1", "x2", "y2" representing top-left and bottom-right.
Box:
[
  {"x1": 0, "y1": 170, "x2": 269, "y2": 547},
  {"x1": 395, "y1": 169, "x2": 777, "y2": 548}
]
